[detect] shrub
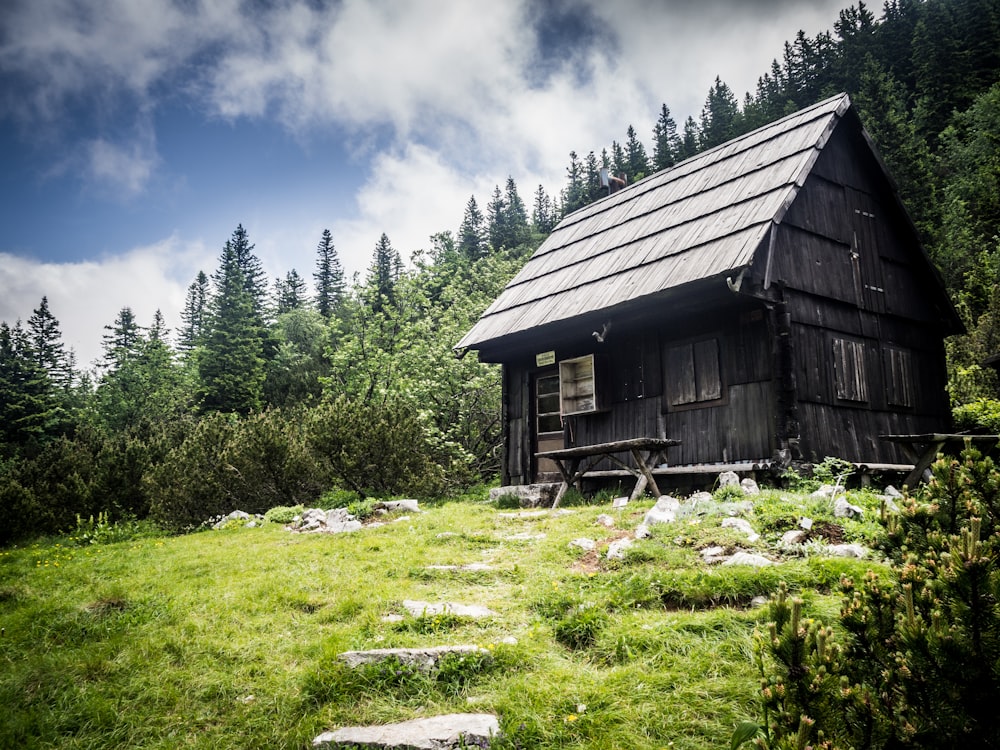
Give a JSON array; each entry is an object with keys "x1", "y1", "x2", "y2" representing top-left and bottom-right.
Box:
[
  {"x1": 953, "y1": 397, "x2": 1000, "y2": 432},
  {"x1": 741, "y1": 445, "x2": 1000, "y2": 750},
  {"x1": 262, "y1": 505, "x2": 304, "y2": 524},
  {"x1": 306, "y1": 396, "x2": 447, "y2": 498},
  {"x1": 147, "y1": 410, "x2": 327, "y2": 530}
]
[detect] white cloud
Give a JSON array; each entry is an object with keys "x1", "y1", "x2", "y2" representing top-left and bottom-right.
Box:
[
  {"x1": 0, "y1": 238, "x2": 212, "y2": 370},
  {"x1": 331, "y1": 143, "x2": 489, "y2": 274},
  {"x1": 85, "y1": 133, "x2": 159, "y2": 197}
]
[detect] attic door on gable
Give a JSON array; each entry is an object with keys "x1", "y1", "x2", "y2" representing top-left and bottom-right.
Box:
[{"x1": 848, "y1": 188, "x2": 886, "y2": 314}]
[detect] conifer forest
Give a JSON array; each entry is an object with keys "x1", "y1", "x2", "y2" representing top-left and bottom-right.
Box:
[{"x1": 3, "y1": 0, "x2": 1000, "y2": 542}]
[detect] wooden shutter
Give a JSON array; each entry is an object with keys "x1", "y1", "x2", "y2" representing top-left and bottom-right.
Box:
[
  {"x1": 694, "y1": 338, "x2": 721, "y2": 401},
  {"x1": 884, "y1": 347, "x2": 912, "y2": 408},
  {"x1": 833, "y1": 337, "x2": 868, "y2": 402},
  {"x1": 666, "y1": 338, "x2": 721, "y2": 407}
]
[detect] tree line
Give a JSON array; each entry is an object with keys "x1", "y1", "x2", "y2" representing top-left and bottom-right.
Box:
[{"x1": 3, "y1": 0, "x2": 1000, "y2": 542}]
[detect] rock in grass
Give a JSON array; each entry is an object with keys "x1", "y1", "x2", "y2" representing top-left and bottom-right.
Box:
[
  {"x1": 642, "y1": 495, "x2": 680, "y2": 526},
  {"x1": 833, "y1": 497, "x2": 864, "y2": 518},
  {"x1": 402, "y1": 600, "x2": 496, "y2": 618},
  {"x1": 824, "y1": 543, "x2": 868, "y2": 559},
  {"x1": 721, "y1": 517, "x2": 760, "y2": 542},
  {"x1": 313, "y1": 713, "x2": 500, "y2": 749},
  {"x1": 376, "y1": 499, "x2": 421, "y2": 513},
  {"x1": 569, "y1": 538, "x2": 596, "y2": 551},
  {"x1": 338, "y1": 645, "x2": 490, "y2": 672},
  {"x1": 780, "y1": 529, "x2": 808, "y2": 546},
  {"x1": 722, "y1": 551, "x2": 774, "y2": 567},
  {"x1": 718, "y1": 471, "x2": 741, "y2": 488},
  {"x1": 606, "y1": 537, "x2": 633, "y2": 560}
]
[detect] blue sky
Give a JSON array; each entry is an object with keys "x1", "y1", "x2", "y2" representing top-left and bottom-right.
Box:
[{"x1": 0, "y1": 0, "x2": 846, "y2": 367}]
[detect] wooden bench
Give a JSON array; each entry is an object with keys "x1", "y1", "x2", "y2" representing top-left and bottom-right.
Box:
[
  {"x1": 535, "y1": 438, "x2": 680, "y2": 508},
  {"x1": 881, "y1": 433, "x2": 1000, "y2": 488}
]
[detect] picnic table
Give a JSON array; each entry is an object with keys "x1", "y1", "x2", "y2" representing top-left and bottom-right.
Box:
[
  {"x1": 880, "y1": 433, "x2": 1000, "y2": 488},
  {"x1": 535, "y1": 437, "x2": 681, "y2": 508}
]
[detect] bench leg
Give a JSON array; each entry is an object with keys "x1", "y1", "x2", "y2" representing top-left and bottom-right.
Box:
[{"x1": 628, "y1": 472, "x2": 649, "y2": 503}]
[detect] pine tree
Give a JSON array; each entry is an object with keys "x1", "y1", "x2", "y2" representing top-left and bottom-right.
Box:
[
  {"x1": 274, "y1": 269, "x2": 307, "y2": 315},
  {"x1": 0, "y1": 320, "x2": 62, "y2": 452},
  {"x1": 652, "y1": 103, "x2": 682, "y2": 171},
  {"x1": 531, "y1": 185, "x2": 556, "y2": 235},
  {"x1": 698, "y1": 76, "x2": 742, "y2": 150},
  {"x1": 680, "y1": 116, "x2": 699, "y2": 160},
  {"x1": 27, "y1": 296, "x2": 72, "y2": 388},
  {"x1": 313, "y1": 229, "x2": 345, "y2": 320},
  {"x1": 367, "y1": 233, "x2": 402, "y2": 311},
  {"x1": 485, "y1": 185, "x2": 506, "y2": 250},
  {"x1": 584, "y1": 151, "x2": 603, "y2": 203},
  {"x1": 178, "y1": 271, "x2": 209, "y2": 353},
  {"x1": 624, "y1": 124, "x2": 650, "y2": 181},
  {"x1": 199, "y1": 236, "x2": 267, "y2": 414},
  {"x1": 101, "y1": 306, "x2": 142, "y2": 371},
  {"x1": 457, "y1": 195, "x2": 487, "y2": 261},
  {"x1": 227, "y1": 224, "x2": 268, "y2": 322},
  {"x1": 502, "y1": 176, "x2": 530, "y2": 249},
  {"x1": 562, "y1": 151, "x2": 586, "y2": 215}
]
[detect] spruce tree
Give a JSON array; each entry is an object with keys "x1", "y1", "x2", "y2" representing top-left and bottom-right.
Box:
[
  {"x1": 313, "y1": 229, "x2": 345, "y2": 320},
  {"x1": 178, "y1": 271, "x2": 209, "y2": 354},
  {"x1": 531, "y1": 184, "x2": 556, "y2": 235},
  {"x1": 624, "y1": 124, "x2": 650, "y2": 180},
  {"x1": 652, "y1": 103, "x2": 682, "y2": 171},
  {"x1": 27, "y1": 296, "x2": 72, "y2": 388},
  {"x1": 486, "y1": 185, "x2": 506, "y2": 251},
  {"x1": 562, "y1": 151, "x2": 586, "y2": 215},
  {"x1": 584, "y1": 151, "x2": 603, "y2": 203},
  {"x1": 101, "y1": 306, "x2": 142, "y2": 371},
  {"x1": 457, "y1": 195, "x2": 487, "y2": 260},
  {"x1": 198, "y1": 236, "x2": 267, "y2": 414},
  {"x1": 0, "y1": 320, "x2": 61, "y2": 452},
  {"x1": 501, "y1": 176, "x2": 530, "y2": 249},
  {"x1": 274, "y1": 269, "x2": 307, "y2": 315},
  {"x1": 699, "y1": 76, "x2": 742, "y2": 150},
  {"x1": 227, "y1": 224, "x2": 268, "y2": 323},
  {"x1": 680, "y1": 116, "x2": 699, "y2": 160},
  {"x1": 367, "y1": 233, "x2": 402, "y2": 312}
]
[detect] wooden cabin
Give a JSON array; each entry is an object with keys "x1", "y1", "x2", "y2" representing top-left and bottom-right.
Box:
[{"x1": 456, "y1": 94, "x2": 962, "y2": 486}]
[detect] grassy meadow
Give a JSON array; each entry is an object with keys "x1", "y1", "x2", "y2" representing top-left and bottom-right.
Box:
[{"x1": 0, "y1": 487, "x2": 889, "y2": 749}]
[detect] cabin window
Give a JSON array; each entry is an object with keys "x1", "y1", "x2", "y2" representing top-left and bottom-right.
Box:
[
  {"x1": 833, "y1": 337, "x2": 868, "y2": 403},
  {"x1": 536, "y1": 373, "x2": 563, "y2": 434},
  {"x1": 665, "y1": 337, "x2": 722, "y2": 407},
  {"x1": 883, "y1": 346, "x2": 913, "y2": 408},
  {"x1": 559, "y1": 354, "x2": 602, "y2": 415}
]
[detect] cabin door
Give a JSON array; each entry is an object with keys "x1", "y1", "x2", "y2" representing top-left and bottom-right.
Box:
[{"x1": 532, "y1": 369, "x2": 563, "y2": 482}]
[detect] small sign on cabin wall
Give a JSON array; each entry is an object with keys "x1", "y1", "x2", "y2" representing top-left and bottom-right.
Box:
[{"x1": 535, "y1": 350, "x2": 556, "y2": 367}]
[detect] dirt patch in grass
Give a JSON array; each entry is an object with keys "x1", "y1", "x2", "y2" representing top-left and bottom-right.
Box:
[
  {"x1": 571, "y1": 531, "x2": 633, "y2": 574},
  {"x1": 809, "y1": 522, "x2": 845, "y2": 544}
]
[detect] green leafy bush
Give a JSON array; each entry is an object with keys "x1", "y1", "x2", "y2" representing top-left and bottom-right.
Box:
[{"x1": 953, "y1": 397, "x2": 1000, "y2": 432}]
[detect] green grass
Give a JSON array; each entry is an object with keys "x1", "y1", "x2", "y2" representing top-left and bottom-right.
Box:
[{"x1": 0, "y1": 492, "x2": 890, "y2": 749}]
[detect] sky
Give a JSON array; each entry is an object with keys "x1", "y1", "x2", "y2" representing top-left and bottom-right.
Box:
[{"x1": 0, "y1": 0, "x2": 848, "y2": 369}]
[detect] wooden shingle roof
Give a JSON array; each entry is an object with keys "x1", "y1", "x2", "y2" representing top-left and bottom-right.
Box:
[{"x1": 456, "y1": 93, "x2": 853, "y2": 353}]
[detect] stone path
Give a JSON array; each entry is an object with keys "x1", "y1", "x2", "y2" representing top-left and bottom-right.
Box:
[
  {"x1": 313, "y1": 713, "x2": 500, "y2": 749},
  {"x1": 338, "y1": 645, "x2": 490, "y2": 672}
]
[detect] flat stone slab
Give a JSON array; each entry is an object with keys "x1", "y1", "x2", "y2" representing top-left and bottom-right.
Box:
[
  {"x1": 338, "y1": 645, "x2": 490, "y2": 672},
  {"x1": 402, "y1": 600, "x2": 496, "y2": 618},
  {"x1": 313, "y1": 713, "x2": 500, "y2": 749},
  {"x1": 425, "y1": 563, "x2": 495, "y2": 572}
]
